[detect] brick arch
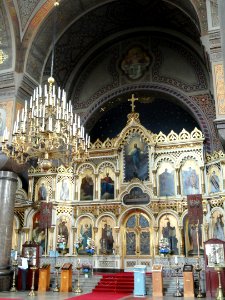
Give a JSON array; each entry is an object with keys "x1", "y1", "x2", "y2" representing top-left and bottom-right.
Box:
[{"x1": 83, "y1": 83, "x2": 215, "y2": 152}]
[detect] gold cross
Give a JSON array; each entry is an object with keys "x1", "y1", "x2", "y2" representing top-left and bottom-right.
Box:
[{"x1": 128, "y1": 94, "x2": 138, "y2": 112}]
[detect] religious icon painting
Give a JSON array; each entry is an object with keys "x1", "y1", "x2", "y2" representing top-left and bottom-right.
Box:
[
  {"x1": 36, "y1": 179, "x2": 48, "y2": 202},
  {"x1": 57, "y1": 177, "x2": 72, "y2": 202},
  {"x1": 101, "y1": 168, "x2": 114, "y2": 200},
  {"x1": 57, "y1": 215, "x2": 70, "y2": 255},
  {"x1": 77, "y1": 217, "x2": 93, "y2": 255},
  {"x1": 98, "y1": 217, "x2": 115, "y2": 255},
  {"x1": 211, "y1": 210, "x2": 225, "y2": 241},
  {"x1": 159, "y1": 215, "x2": 179, "y2": 255},
  {"x1": 124, "y1": 133, "x2": 149, "y2": 181},
  {"x1": 181, "y1": 161, "x2": 200, "y2": 196},
  {"x1": 208, "y1": 167, "x2": 220, "y2": 194},
  {"x1": 123, "y1": 187, "x2": 150, "y2": 205},
  {"x1": 157, "y1": 162, "x2": 175, "y2": 197},
  {"x1": 80, "y1": 171, "x2": 94, "y2": 201},
  {"x1": 183, "y1": 215, "x2": 204, "y2": 257}
]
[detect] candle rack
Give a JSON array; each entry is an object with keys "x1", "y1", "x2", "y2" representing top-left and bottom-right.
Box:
[
  {"x1": 174, "y1": 263, "x2": 183, "y2": 297},
  {"x1": 214, "y1": 265, "x2": 224, "y2": 300},
  {"x1": 73, "y1": 263, "x2": 82, "y2": 294},
  {"x1": 28, "y1": 265, "x2": 38, "y2": 296},
  {"x1": 10, "y1": 260, "x2": 18, "y2": 292},
  {"x1": 53, "y1": 265, "x2": 61, "y2": 292},
  {"x1": 195, "y1": 259, "x2": 204, "y2": 298}
]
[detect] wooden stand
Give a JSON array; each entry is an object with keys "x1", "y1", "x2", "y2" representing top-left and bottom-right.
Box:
[
  {"x1": 38, "y1": 264, "x2": 51, "y2": 292},
  {"x1": 152, "y1": 264, "x2": 163, "y2": 297},
  {"x1": 183, "y1": 265, "x2": 195, "y2": 297},
  {"x1": 60, "y1": 263, "x2": 72, "y2": 292}
]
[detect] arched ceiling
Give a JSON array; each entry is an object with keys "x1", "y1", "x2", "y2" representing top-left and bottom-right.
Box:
[{"x1": 23, "y1": 0, "x2": 203, "y2": 86}]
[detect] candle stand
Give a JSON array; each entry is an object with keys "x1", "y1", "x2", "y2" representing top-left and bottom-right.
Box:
[
  {"x1": 73, "y1": 264, "x2": 82, "y2": 294},
  {"x1": 53, "y1": 265, "x2": 61, "y2": 292},
  {"x1": 195, "y1": 259, "x2": 204, "y2": 298},
  {"x1": 174, "y1": 263, "x2": 183, "y2": 297},
  {"x1": 214, "y1": 265, "x2": 225, "y2": 300},
  {"x1": 28, "y1": 266, "x2": 38, "y2": 296},
  {"x1": 10, "y1": 260, "x2": 18, "y2": 292}
]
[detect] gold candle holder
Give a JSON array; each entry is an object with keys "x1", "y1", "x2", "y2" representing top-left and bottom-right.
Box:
[
  {"x1": 214, "y1": 265, "x2": 224, "y2": 300},
  {"x1": 73, "y1": 264, "x2": 82, "y2": 294},
  {"x1": 28, "y1": 266, "x2": 38, "y2": 296},
  {"x1": 10, "y1": 260, "x2": 18, "y2": 292},
  {"x1": 53, "y1": 265, "x2": 61, "y2": 292}
]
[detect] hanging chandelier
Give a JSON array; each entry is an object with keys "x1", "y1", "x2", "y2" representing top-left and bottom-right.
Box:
[
  {"x1": 1, "y1": 1, "x2": 90, "y2": 170},
  {"x1": 1, "y1": 76, "x2": 90, "y2": 169}
]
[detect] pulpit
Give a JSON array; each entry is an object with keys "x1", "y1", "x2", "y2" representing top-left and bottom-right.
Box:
[
  {"x1": 152, "y1": 264, "x2": 163, "y2": 297},
  {"x1": 60, "y1": 263, "x2": 72, "y2": 292},
  {"x1": 38, "y1": 264, "x2": 51, "y2": 292},
  {"x1": 204, "y1": 238, "x2": 225, "y2": 298},
  {"x1": 183, "y1": 264, "x2": 194, "y2": 297}
]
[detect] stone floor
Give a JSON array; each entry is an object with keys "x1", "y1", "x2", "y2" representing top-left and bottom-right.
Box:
[{"x1": 0, "y1": 291, "x2": 214, "y2": 300}]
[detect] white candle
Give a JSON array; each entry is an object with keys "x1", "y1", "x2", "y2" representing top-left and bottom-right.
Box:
[{"x1": 14, "y1": 250, "x2": 17, "y2": 260}]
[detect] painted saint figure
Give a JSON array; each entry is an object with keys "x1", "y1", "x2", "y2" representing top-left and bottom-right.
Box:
[
  {"x1": 159, "y1": 168, "x2": 175, "y2": 196},
  {"x1": 162, "y1": 221, "x2": 178, "y2": 254},
  {"x1": 100, "y1": 224, "x2": 114, "y2": 254},
  {"x1": 58, "y1": 219, "x2": 69, "y2": 252},
  {"x1": 80, "y1": 175, "x2": 94, "y2": 200},
  {"x1": 101, "y1": 173, "x2": 114, "y2": 200},
  {"x1": 81, "y1": 224, "x2": 92, "y2": 250},
  {"x1": 182, "y1": 167, "x2": 199, "y2": 195},
  {"x1": 210, "y1": 171, "x2": 220, "y2": 193},
  {"x1": 60, "y1": 179, "x2": 70, "y2": 201},
  {"x1": 38, "y1": 183, "x2": 47, "y2": 200},
  {"x1": 213, "y1": 214, "x2": 225, "y2": 241}
]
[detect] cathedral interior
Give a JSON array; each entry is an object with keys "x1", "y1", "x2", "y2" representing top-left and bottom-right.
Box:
[{"x1": 1, "y1": 0, "x2": 225, "y2": 297}]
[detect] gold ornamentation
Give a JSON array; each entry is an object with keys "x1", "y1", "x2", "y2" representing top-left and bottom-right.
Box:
[
  {"x1": 0, "y1": 49, "x2": 8, "y2": 64},
  {"x1": 2, "y1": 77, "x2": 90, "y2": 168},
  {"x1": 214, "y1": 64, "x2": 225, "y2": 115}
]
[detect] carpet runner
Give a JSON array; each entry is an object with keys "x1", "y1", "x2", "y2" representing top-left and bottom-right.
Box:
[{"x1": 92, "y1": 272, "x2": 134, "y2": 294}]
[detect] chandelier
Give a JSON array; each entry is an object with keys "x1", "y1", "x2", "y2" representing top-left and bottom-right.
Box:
[{"x1": 1, "y1": 76, "x2": 90, "y2": 169}]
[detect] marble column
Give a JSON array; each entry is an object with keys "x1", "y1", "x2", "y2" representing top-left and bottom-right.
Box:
[{"x1": 0, "y1": 171, "x2": 18, "y2": 291}]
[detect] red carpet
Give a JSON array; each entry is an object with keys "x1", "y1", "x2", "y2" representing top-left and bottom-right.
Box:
[
  {"x1": 92, "y1": 272, "x2": 134, "y2": 294},
  {"x1": 66, "y1": 292, "x2": 130, "y2": 300}
]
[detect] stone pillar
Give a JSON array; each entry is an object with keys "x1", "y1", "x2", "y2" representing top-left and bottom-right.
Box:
[
  {"x1": 0, "y1": 171, "x2": 18, "y2": 291},
  {"x1": 93, "y1": 227, "x2": 98, "y2": 254},
  {"x1": 115, "y1": 171, "x2": 120, "y2": 198},
  {"x1": 200, "y1": 167, "x2": 205, "y2": 194},
  {"x1": 94, "y1": 174, "x2": 98, "y2": 200},
  {"x1": 176, "y1": 168, "x2": 181, "y2": 195}
]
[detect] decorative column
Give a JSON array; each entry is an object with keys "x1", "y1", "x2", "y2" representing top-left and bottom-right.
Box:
[
  {"x1": 0, "y1": 171, "x2": 18, "y2": 291},
  {"x1": 75, "y1": 175, "x2": 79, "y2": 200},
  {"x1": 23, "y1": 228, "x2": 30, "y2": 242},
  {"x1": 93, "y1": 227, "x2": 98, "y2": 254},
  {"x1": 49, "y1": 226, "x2": 55, "y2": 251},
  {"x1": 94, "y1": 174, "x2": 98, "y2": 200},
  {"x1": 200, "y1": 167, "x2": 205, "y2": 194},
  {"x1": 179, "y1": 226, "x2": 185, "y2": 256},
  {"x1": 114, "y1": 226, "x2": 120, "y2": 255},
  {"x1": 152, "y1": 170, "x2": 157, "y2": 196},
  {"x1": 153, "y1": 227, "x2": 159, "y2": 256},
  {"x1": 175, "y1": 168, "x2": 181, "y2": 195},
  {"x1": 115, "y1": 171, "x2": 120, "y2": 198},
  {"x1": 72, "y1": 227, "x2": 77, "y2": 255}
]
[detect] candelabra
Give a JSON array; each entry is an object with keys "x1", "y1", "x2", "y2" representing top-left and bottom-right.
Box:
[
  {"x1": 195, "y1": 258, "x2": 204, "y2": 298},
  {"x1": 28, "y1": 265, "x2": 38, "y2": 296},
  {"x1": 73, "y1": 262, "x2": 82, "y2": 294},
  {"x1": 1, "y1": 76, "x2": 90, "y2": 169},
  {"x1": 214, "y1": 265, "x2": 224, "y2": 300},
  {"x1": 10, "y1": 260, "x2": 18, "y2": 292},
  {"x1": 53, "y1": 265, "x2": 61, "y2": 292},
  {"x1": 174, "y1": 263, "x2": 183, "y2": 297}
]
